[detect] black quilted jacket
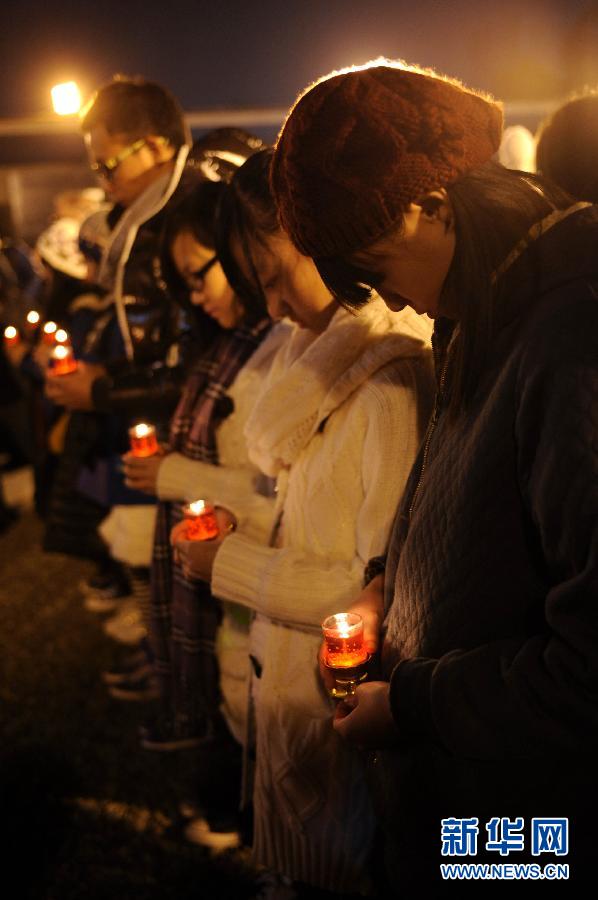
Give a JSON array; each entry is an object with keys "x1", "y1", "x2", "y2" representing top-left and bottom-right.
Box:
[{"x1": 373, "y1": 205, "x2": 598, "y2": 886}]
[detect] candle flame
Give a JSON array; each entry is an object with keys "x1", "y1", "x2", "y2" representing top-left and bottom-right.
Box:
[
  {"x1": 336, "y1": 613, "x2": 351, "y2": 638},
  {"x1": 133, "y1": 423, "x2": 151, "y2": 438},
  {"x1": 26, "y1": 310, "x2": 40, "y2": 325},
  {"x1": 43, "y1": 321, "x2": 57, "y2": 335},
  {"x1": 53, "y1": 344, "x2": 69, "y2": 360},
  {"x1": 4, "y1": 325, "x2": 17, "y2": 339},
  {"x1": 55, "y1": 329, "x2": 69, "y2": 343},
  {"x1": 188, "y1": 500, "x2": 207, "y2": 515}
]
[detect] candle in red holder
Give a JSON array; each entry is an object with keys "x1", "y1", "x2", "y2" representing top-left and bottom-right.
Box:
[
  {"x1": 128, "y1": 423, "x2": 158, "y2": 458},
  {"x1": 322, "y1": 612, "x2": 369, "y2": 698},
  {"x1": 42, "y1": 321, "x2": 58, "y2": 344},
  {"x1": 49, "y1": 343, "x2": 78, "y2": 375},
  {"x1": 4, "y1": 325, "x2": 20, "y2": 347},
  {"x1": 322, "y1": 613, "x2": 368, "y2": 668},
  {"x1": 183, "y1": 499, "x2": 219, "y2": 541}
]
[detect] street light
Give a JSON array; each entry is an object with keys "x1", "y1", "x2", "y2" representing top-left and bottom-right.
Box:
[{"x1": 51, "y1": 81, "x2": 81, "y2": 116}]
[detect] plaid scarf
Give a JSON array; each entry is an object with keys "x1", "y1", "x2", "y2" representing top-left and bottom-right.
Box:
[{"x1": 149, "y1": 317, "x2": 271, "y2": 736}]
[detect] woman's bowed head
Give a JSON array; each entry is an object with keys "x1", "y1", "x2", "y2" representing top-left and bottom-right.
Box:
[
  {"x1": 272, "y1": 58, "x2": 576, "y2": 416},
  {"x1": 271, "y1": 59, "x2": 504, "y2": 323},
  {"x1": 271, "y1": 57, "x2": 502, "y2": 260}
]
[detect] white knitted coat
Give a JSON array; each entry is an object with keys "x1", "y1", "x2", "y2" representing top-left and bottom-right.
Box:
[
  {"x1": 212, "y1": 297, "x2": 435, "y2": 892},
  {"x1": 155, "y1": 322, "x2": 289, "y2": 741}
]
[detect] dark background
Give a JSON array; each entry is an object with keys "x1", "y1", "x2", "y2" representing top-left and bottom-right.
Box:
[
  {"x1": 1, "y1": 0, "x2": 597, "y2": 235},
  {"x1": 3, "y1": 0, "x2": 598, "y2": 118}
]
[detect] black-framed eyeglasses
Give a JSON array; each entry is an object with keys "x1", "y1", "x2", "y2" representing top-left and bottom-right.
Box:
[
  {"x1": 90, "y1": 138, "x2": 147, "y2": 181},
  {"x1": 185, "y1": 256, "x2": 218, "y2": 290}
]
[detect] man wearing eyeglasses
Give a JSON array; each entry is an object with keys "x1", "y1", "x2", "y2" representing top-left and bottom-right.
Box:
[{"x1": 45, "y1": 76, "x2": 196, "y2": 417}]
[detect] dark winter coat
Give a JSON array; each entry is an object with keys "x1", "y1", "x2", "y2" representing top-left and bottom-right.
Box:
[{"x1": 373, "y1": 204, "x2": 598, "y2": 888}]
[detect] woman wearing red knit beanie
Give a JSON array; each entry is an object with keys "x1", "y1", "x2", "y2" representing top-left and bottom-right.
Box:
[{"x1": 273, "y1": 59, "x2": 598, "y2": 891}]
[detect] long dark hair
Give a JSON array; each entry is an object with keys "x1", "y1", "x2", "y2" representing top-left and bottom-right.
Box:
[
  {"x1": 213, "y1": 149, "x2": 279, "y2": 309},
  {"x1": 313, "y1": 161, "x2": 574, "y2": 415},
  {"x1": 161, "y1": 180, "x2": 269, "y2": 336}
]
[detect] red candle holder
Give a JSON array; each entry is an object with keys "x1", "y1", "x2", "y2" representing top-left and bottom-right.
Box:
[
  {"x1": 183, "y1": 500, "x2": 219, "y2": 541},
  {"x1": 128, "y1": 423, "x2": 158, "y2": 458},
  {"x1": 4, "y1": 325, "x2": 20, "y2": 347},
  {"x1": 42, "y1": 321, "x2": 58, "y2": 345},
  {"x1": 322, "y1": 612, "x2": 370, "y2": 699},
  {"x1": 49, "y1": 343, "x2": 78, "y2": 375}
]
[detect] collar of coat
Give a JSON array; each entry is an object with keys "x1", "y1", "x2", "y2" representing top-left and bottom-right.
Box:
[{"x1": 244, "y1": 295, "x2": 433, "y2": 476}]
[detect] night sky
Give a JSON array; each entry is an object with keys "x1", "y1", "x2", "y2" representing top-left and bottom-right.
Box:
[{"x1": 3, "y1": 0, "x2": 598, "y2": 120}]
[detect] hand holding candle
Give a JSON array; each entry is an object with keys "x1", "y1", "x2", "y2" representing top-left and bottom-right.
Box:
[
  {"x1": 44, "y1": 359, "x2": 104, "y2": 410},
  {"x1": 171, "y1": 506, "x2": 236, "y2": 581},
  {"x1": 122, "y1": 451, "x2": 165, "y2": 494},
  {"x1": 49, "y1": 342, "x2": 78, "y2": 376}
]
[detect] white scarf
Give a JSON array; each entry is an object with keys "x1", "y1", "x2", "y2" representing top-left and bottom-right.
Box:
[
  {"x1": 245, "y1": 296, "x2": 432, "y2": 476},
  {"x1": 98, "y1": 144, "x2": 190, "y2": 360}
]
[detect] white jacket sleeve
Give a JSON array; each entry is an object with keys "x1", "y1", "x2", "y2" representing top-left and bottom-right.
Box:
[
  {"x1": 157, "y1": 452, "x2": 275, "y2": 543},
  {"x1": 211, "y1": 364, "x2": 425, "y2": 629}
]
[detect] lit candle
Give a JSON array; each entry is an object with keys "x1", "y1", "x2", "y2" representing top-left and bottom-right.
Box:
[
  {"x1": 183, "y1": 499, "x2": 219, "y2": 541},
  {"x1": 128, "y1": 423, "x2": 158, "y2": 458},
  {"x1": 42, "y1": 321, "x2": 58, "y2": 344},
  {"x1": 322, "y1": 613, "x2": 368, "y2": 668},
  {"x1": 55, "y1": 328, "x2": 69, "y2": 344},
  {"x1": 321, "y1": 612, "x2": 369, "y2": 699},
  {"x1": 49, "y1": 342, "x2": 78, "y2": 375},
  {"x1": 25, "y1": 310, "x2": 41, "y2": 336},
  {"x1": 4, "y1": 325, "x2": 20, "y2": 347}
]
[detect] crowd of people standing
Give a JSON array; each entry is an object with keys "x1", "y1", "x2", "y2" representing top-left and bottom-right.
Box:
[{"x1": 1, "y1": 64, "x2": 597, "y2": 895}]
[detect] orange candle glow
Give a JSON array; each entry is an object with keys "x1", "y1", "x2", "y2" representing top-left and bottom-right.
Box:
[
  {"x1": 55, "y1": 328, "x2": 69, "y2": 344},
  {"x1": 25, "y1": 310, "x2": 41, "y2": 337},
  {"x1": 49, "y1": 343, "x2": 78, "y2": 375},
  {"x1": 322, "y1": 613, "x2": 368, "y2": 668},
  {"x1": 4, "y1": 325, "x2": 20, "y2": 346},
  {"x1": 42, "y1": 321, "x2": 58, "y2": 344},
  {"x1": 183, "y1": 500, "x2": 219, "y2": 541},
  {"x1": 128, "y1": 423, "x2": 158, "y2": 458}
]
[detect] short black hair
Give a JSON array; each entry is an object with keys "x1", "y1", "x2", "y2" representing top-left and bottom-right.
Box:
[{"x1": 81, "y1": 76, "x2": 189, "y2": 150}]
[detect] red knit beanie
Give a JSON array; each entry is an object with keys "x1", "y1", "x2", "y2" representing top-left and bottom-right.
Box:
[{"x1": 272, "y1": 60, "x2": 503, "y2": 258}]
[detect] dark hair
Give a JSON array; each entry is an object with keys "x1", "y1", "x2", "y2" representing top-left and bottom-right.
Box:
[
  {"x1": 213, "y1": 149, "x2": 279, "y2": 309},
  {"x1": 188, "y1": 128, "x2": 266, "y2": 183},
  {"x1": 161, "y1": 180, "x2": 268, "y2": 326},
  {"x1": 81, "y1": 76, "x2": 189, "y2": 150},
  {"x1": 536, "y1": 93, "x2": 598, "y2": 203},
  {"x1": 314, "y1": 161, "x2": 574, "y2": 415}
]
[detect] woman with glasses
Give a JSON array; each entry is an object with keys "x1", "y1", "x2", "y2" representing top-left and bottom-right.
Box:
[{"x1": 121, "y1": 178, "x2": 289, "y2": 848}]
